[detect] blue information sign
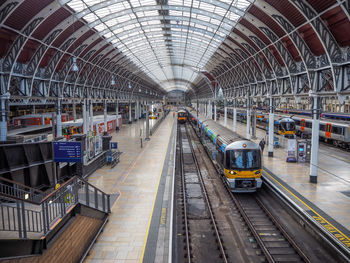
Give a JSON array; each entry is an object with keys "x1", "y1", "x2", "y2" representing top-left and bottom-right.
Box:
[
  {"x1": 110, "y1": 142, "x2": 118, "y2": 149},
  {"x1": 53, "y1": 141, "x2": 82, "y2": 163}
]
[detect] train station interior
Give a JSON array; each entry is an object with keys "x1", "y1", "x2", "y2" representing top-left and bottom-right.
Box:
[{"x1": 0, "y1": 0, "x2": 349, "y2": 262}]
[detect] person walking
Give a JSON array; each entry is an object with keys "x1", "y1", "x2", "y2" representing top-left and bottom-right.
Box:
[{"x1": 259, "y1": 138, "x2": 266, "y2": 152}]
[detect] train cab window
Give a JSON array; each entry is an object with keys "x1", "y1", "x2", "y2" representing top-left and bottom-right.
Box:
[
  {"x1": 280, "y1": 121, "x2": 295, "y2": 131},
  {"x1": 225, "y1": 150, "x2": 261, "y2": 170},
  {"x1": 178, "y1": 112, "x2": 187, "y2": 117}
]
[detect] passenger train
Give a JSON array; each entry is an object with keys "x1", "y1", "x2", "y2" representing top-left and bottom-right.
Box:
[
  {"x1": 221, "y1": 107, "x2": 350, "y2": 149},
  {"x1": 188, "y1": 110, "x2": 262, "y2": 193},
  {"x1": 177, "y1": 109, "x2": 188, "y2": 124}
]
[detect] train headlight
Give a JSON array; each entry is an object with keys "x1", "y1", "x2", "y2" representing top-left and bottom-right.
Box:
[
  {"x1": 255, "y1": 170, "x2": 260, "y2": 175},
  {"x1": 230, "y1": 171, "x2": 236, "y2": 175}
]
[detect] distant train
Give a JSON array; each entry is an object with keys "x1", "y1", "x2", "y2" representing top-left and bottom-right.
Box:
[
  {"x1": 221, "y1": 107, "x2": 350, "y2": 150},
  {"x1": 177, "y1": 109, "x2": 188, "y2": 124},
  {"x1": 275, "y1": 109, "x2": 350, "y2": 121},
  {"x1": 61, "y1": 115, "x2": 120, "y2": 138},
  {"x1": 12, "y1": 113, "x2": 71, "y2": 126},
  {"x1": 188, "y1": 110, "x2": 262, "y2": 193}
]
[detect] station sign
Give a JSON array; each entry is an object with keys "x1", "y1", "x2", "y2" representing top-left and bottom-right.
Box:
[{"x1": 53, "y1": 141, "x2": 82, "y2": 163}]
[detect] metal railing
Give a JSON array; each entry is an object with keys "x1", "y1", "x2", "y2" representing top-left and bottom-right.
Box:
[
  {"x1": 150, "y1": 110, "x2": 170, "y2": 136},
  {"x1": 0, "y1": 176, "x2": 45, "y2": 203},
  {"x1": 0, "y1": 176, "x2": 110, "y2": 239}
]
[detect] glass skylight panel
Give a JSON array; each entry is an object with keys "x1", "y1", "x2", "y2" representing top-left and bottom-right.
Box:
[{"x1": 65, "y1": 0, "x2": 252, "y2": 91}]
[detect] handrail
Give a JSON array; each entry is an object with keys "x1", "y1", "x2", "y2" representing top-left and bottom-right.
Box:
[
  {"x1": 0, "y1": 176, "x2": 45, "y2": 194},
  {"x1": 0, "y1": 176, "x2": 111, "y2": 239}
]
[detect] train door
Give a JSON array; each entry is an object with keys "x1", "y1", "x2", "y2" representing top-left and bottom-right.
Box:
[
  {"x1": 325, "y1": 123, "x2": 332, "y2": 138},
  {"x1": 300, "y1": 119, "x2": 305, "y2": 131}
]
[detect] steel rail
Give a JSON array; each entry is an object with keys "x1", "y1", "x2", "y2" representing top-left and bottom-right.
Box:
[
  {"x1": 184, "y1": 123, "x2": 228, "y2": 263},
  {"x1": 178, "y1": 125, "x2": 191, "y2": 262},
  {"x1": 255, "y1": 196, "x2": 311, "y2": 263}
]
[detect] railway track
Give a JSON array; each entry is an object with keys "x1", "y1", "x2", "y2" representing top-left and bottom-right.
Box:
[
  {"x1": 177, "y1": 123, "x2": 228, "y2": 262},
  {"x1": 188, "y1": 121, "x2": 311, "y2": 263}
]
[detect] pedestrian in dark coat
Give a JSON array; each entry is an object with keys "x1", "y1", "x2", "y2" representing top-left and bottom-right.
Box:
[{"x1": 259, "y1": 138, "x2": 266, "y2": 152}]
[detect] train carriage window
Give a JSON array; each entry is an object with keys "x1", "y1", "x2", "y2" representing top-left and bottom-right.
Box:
[
  {"x1": 306, "y1": 121, "x2": 312, "y2": 128},
  {"x1": 320, "y1": 124, "x2": 325, "y2": 131},
  {"x1": 294, "y1": 119, "x2": 300, "y2": 125}
]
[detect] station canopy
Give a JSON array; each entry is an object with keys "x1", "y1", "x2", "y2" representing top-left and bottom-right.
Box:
[{"x1": 65, "y1": 0, "x2": 252, "y2": 92}]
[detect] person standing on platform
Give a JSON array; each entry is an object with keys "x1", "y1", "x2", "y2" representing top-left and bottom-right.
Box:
[
  {"x1": 173, "y1": 111, "x2": 175, "y2": 118},
  {"x1": 259, "y1": 138, "x2": 266, "y2": 153}
]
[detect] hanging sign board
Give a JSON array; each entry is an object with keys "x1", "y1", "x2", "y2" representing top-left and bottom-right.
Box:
[
  {"x1": 53, "y1": 141, "x2": 82, "y2": 163},
  {"x1": 110, "y1": 142, "x2": 118, "y2": 149}
]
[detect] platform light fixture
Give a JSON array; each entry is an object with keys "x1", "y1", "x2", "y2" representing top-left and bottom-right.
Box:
[
  {"x1": 72, "y1": 57, "x2": 79, "y2": 72},
  {"x1": 111, "y1": 75, "x2": 115, "y2": 85},
  {"x1": 128, "y1": 81, "x2": 131, "y2": 89}
]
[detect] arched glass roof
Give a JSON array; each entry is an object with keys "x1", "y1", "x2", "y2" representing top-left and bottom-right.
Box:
[{"x1": 64, "y1": 0, "x2": 252, "y2": 91}]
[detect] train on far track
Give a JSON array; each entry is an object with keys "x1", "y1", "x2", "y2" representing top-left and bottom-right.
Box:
[
  {"x1": 188, "y1": 109, "x2": 262, "y2": 193},
  {"x1": 177, "y1": 109, "x2": 188, "y2": 124}
]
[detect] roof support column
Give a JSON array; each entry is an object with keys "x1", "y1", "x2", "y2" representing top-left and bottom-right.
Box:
[
  {"x1": 0, "y1": 93, "x2": 10, "y2": 142},
  {"x1": 309, "y1": 92, "x2": 321, "y2": 183},
  {"x1": 233, "y1": 99, "x2": 237, "y2": 133},
  {"x1": 268, "y1": 96, "x2": 274, "y2": 157},
  {"x1": 115, "y1": 99, "x2": 119, "y2": 131},
  {"x1": 145, "y1": 101, "x2": 150, "y2": 141},
  {"x1": 135, "y1": 99, "x2": 138, "y2": 121},
  {"x1": 224, "y1": 99, "x2": 227, "y2": 127},
  {"x1": 56, "y1": 98, "x2": 62, "y2": 138},
  {"x1": 246, "y1": 95, "x2": 251, "y2": 140},
  {"x1": 73, "y1": 101, "x2": 77, "y2": 122},
  {"x1": 129, "y1": 100, "x2": 132, "y2": 124},
  {"x1": 214, "y1": 102, "x2": 217, "y2": 122},
  {"x1": 104, "y1": 100, "x2": 108, "y2": 135},
  {"x1": 83, "y1": 99, "x2": 87, "y2": 135},
  {"x1": 89, "y1": 100, "x2": 93, "y2": 134}
]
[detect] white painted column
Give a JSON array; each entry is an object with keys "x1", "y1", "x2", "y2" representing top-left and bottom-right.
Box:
[
  {"x1": 309, "y1": 94, "x2": 320, "y2": 183},
  {"x1": 89, "y1": 100, "x2": 93, "y2": 134},
  {"x1": 246, "y1": 99, "x2": 251, "y2": 140},
  {"x1": 41, "y1": 115, "x2": 45, "y2": 126},
  {"x1": 83, "y1": 99, "x2": 87, "y2": 135},
  {"x1": 73, "y1": 101, "x2": 76, "y2": 122},
  {"x1": 104, "y1": 100, "x2": 108, "y2": 134},
  {"x1": 129, "y1": 101, "x2": 132, "y2": 124},
  {"x1": 214, "y1": 103, "x2": 217, "y2": 121},
  {"x1": 135, "y1": 99, "x2": 138, "y2": 121},
  {"x1": 224, "y1": 99, "x2": 227, "y2": 127},
  {"x1": 56, "y1": 98, "x2": 62, "y2": 137},
  {"x1": 115, "y1": 100, "x2": 119, "y2": 130},
  {"x1": 0, "y1": 94, "x2": 9, "y2": 141},
  {"x1": 145, "y1": 101, "x2": 150, "y2": 140},
  {"x1": 233, "y1": 99, "x2": 237, "y2": 135},
  {"x1": 268, "y1": 96, "x2": 274, "y2": 157}
]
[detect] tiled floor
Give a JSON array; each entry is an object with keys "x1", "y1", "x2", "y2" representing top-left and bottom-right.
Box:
[
  {"x1": 212, "y1": 113, "x2": 350, "y2": 231},
  {"x1": 84, "y1": 113, "x2": 175, "y2": 263}
]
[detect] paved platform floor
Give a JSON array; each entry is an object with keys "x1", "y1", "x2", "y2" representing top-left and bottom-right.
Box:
[
  {"x1": 209, "y1": 113, "x2": 350, "y2": 249},
  {"x1": 84, "y1": 113, "x2": 176, "y2": 263}
]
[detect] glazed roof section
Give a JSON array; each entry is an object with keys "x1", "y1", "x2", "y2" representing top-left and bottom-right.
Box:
[{"x1": 64, "y1": 0, "x2": 252, "y2": 91}]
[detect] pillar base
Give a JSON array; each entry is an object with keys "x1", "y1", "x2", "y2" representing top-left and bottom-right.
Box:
[
  {"x1": 103, "y1": 132, "x2": 108, "y2": 136},
  {"x1": 128, "y1": 121, "x2": 132, "y2": 124},
  {"x1": 309, "y1": 175, "x2": 317, "y2": 183},
  {"x1": 116, "y1": 127, "x2": 120, "y2": 131},
  {"x1": 268, "y1": 151, "x2": 273, "y2": 157},
  {"x1": 145, "y1": 137, "x2": 150, "y2": 141}
]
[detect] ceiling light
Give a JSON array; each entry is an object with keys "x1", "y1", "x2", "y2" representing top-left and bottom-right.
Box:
[{"x1": 72, "y1": 57, "x2": 79, "y2": 72}]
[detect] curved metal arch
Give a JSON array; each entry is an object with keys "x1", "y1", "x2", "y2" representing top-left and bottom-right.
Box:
[
  {"x1": 288, "y1": 0, "x2": 343, "y2": 93},
  {"x1": 3, "y1": 1, "x2": 61, "y2": 92},
  {"x1": 217, "y1": 36, "x2": 269, "y2": 82}
]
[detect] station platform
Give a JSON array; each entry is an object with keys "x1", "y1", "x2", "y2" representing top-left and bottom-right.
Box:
[
  {"x1": 212, "y1": 114, "x2": 350, "y2": 249},
  {"x1": 84, "y1": 113, "x2": 176, "y2": 262}
]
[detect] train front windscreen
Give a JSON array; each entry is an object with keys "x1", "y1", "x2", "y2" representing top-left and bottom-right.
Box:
[
  {"x1": 225, "y1": 149, "x2": 261, "y2": 170},
  {"x1": 280, "y1": 121, "x2": 295, "y2": 132}
]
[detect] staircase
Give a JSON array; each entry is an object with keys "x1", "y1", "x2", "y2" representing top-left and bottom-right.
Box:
[{"x1": 0, "y1": 176, "x2": 111, "y2": 262}]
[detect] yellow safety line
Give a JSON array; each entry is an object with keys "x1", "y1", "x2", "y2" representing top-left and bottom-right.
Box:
[
  {"x1": 263, "y1": 169, "x2": 350, "y2": 245},
  {"x1": 139, "y1": 116, "x2": 174, "y2": 262}
]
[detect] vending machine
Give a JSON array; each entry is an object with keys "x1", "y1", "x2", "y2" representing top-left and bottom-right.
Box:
[{"x1": 297, "y1": 140, "x2": 311, "y2": 163}]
